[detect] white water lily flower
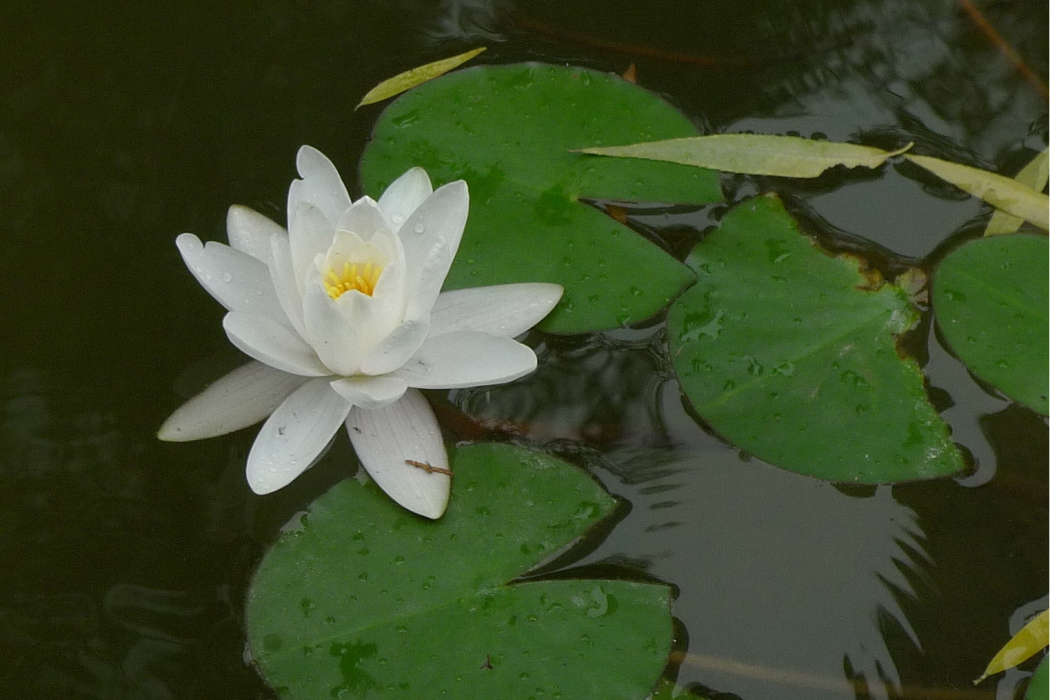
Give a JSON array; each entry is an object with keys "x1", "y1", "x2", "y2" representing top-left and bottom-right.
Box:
[{"x1": 159, "y1": 146, "x2": 562, "y2": 519}]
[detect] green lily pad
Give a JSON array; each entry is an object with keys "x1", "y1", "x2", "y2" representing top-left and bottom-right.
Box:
[
  {"x1": 933, "y1": 234, "x2": 1049, "y2": 414},
  {"x1": 1027, "y1": 655, "x2": 1049, "y2": 700},
  {"x1": 360, "y1": 63, "x2": 723, "y2": 334},
  {"x1": 246, "y1": 443, "x2": 672, "y2": 699},
  {"x1": 668, "y1": 194, "x2": 964, "y2": 482}
]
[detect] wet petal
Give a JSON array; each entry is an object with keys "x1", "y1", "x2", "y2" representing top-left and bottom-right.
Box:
[
  {"x1": 399, "y1": 180, "x2": 468, "y2": 295},
  {"x1": 158, "y1": 361, "x2": 306, "y2": 441},
  {"x1": 359, "y1": 316, "x2": 431, "y2": 375},
  {"x1": 288, "y1": 202, "x2": 334, "y2": 291},
  {"x1": 391, "y1": 331, "x2": 537, "y2": 389},
  {"x1": 226, "y1": 205, "x2": 283, "y2": 264},
  {"x1": 288, "y1": 145, "x2": 351, "y2": 229},
  {"x1": 377, "y1": 167, "x2": 432, "y2": 233},
  {"x1": 346, "y1": 389, "x2": 450, "y2": 519},
  {"x1": 223, "y1": 312, "x2": 329, "y2": 376},
  {"x1": 334, "y1": 196, "x2": 391, "y2": 242},
  {"x1": 403, "y1": 237, "x2": 454, "y2": 322},
  {"x1": 269, "y1": 232, "x2": 308, "y2": 337},
  {"x1": 330, "y1": 375, "x2": 408, "y2": 409},
  {"x1": 429, "y1": 283, "x2": 563, "y2": 337},
  {"x1": 175, "y1": 234, "x2": 287, "y2": 324},
  {"x1": 246, "y1": 378, "x2": 351, "y2": 494}
]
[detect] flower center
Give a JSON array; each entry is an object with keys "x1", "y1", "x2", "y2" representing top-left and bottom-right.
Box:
[{"x1": 324, "y1": 261, "x2": 383, "y2": 299}]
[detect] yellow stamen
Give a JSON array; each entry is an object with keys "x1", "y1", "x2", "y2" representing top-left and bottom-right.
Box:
[{"x1": 323, "y1": 261, "x2": 383, "y2": 299}]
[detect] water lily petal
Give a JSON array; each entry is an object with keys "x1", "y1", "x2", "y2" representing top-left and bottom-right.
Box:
[
  {"x1": 288, "y1": 145, "x2": 351, "y2": 229},
  {"x1": 288, "y1": 202, "x2": 334, "y2": 291},
  {"x1": 226, "y1": 205, "x2": 283, "y2": 264},
  {"x1": 330, "y1": 375, "x2": 408, "y2": 409},
  {"x1": 334, "y1": 196, "x2": 391, "y2": 242},
  {"x1": 403, "y1": 237, "x2": 454, "y2": 322},
  {"x1": 158, "y1": 361, "x2": 306, "y2": 441},
  {"x1": 359, "y1": 316, "x2": 431, "y2": 375},
  {"x1": 391, "y1": 331, "x2": 537, "y2": 389},
  {"x1": 301, "y1": 270, "x2": 394, "y2": 376},
  {"x1": 429, "y1": 283, "x2": 563, "y2": 337},
  {"x1": 399, "y1": 180, "x2": 468, "y2": 292},
  {"x1": 346, "y1": 389, "x2": 450, "y2": 519},
  {"x1": 223, "y1": 312, "x2": 330, "y2": 376},
  {"x1": 269, "y1": 232, "x2": 308, "y2": 338},
  {"x1": 377, "y1": 167, "x2": 432, "y2": 233},
  {"x1": 175, "y1": 234, "x2": 288, "y2": 324},
  {"x1": 246, "y1": 378, "x2": 352, "y2": 494}
]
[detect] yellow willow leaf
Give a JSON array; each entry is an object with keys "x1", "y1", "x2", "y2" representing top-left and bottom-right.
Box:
[
  {"x1": 356, "y1": 47, "x2": 486, "y2": 109},
  {"x1": 577, "y1": 134, "x2": 911, "y2": 178},
  {"x1": 975, "y1": 609, "x2": 1049, "y2": 684},
  {"x1": 905, "y1": 154, "x2": 1050, "y2": 231},
  {"x1": 985, "y1": 147, "x2": 1049, "y2": 236}
]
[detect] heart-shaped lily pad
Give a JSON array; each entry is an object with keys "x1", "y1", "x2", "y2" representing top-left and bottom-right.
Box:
[
  {"x1": 246, "y1": 443, "x2": 672, "y2": 699},
  {"x1": 359, "y1": 63, "x2": 723, "y2": 334},
  {"x1": 668, "y1": 194, "x2": 964, "y2": 482},
  {"x1": 932, "y1": 234, "x2": 1049, "y2": 414}
]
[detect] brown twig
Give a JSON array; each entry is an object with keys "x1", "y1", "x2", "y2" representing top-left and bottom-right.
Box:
[
  {"x1": 956, "y1": 0, "x2": 1047, "y2": 98},
  {"x1": 405, "y1": 459, "x2": 452, "y2": 476},
  {"x1": 513, "y1": 14, "x2": 760, "y2": 67}
]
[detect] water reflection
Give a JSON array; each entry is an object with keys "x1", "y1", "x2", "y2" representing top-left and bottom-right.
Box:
[
  {"x1": 453, "y1": 326, "x2": 671, "y2": 447},
  {"x1": 0, "y1": 368, "x2": 268, "y2": 698},
  {"x1": 594, "y1": 445, "x2": 929, "y2": 700}
]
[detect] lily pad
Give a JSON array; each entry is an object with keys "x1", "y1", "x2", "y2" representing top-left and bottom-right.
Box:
[
  {"x1": 1028, "y1": 656, "x2": 1049, "y2": 700},
  {"x1": 360, "y1": 63, "x2": 723, "y2": 334},
  {"x1": 246, "y1": 442, "x2": 672, "y2": 699},
  {"x1": 933, "y1": 234, "x2": 1049, "y2": 414},
  {"x1": 668, "y1": 194, "x2": 964, "y2": 482}
]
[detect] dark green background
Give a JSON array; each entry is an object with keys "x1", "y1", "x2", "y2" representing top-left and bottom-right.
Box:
[{"x1": 1, "y1": 1, "x2": 1046, "y2": 699}]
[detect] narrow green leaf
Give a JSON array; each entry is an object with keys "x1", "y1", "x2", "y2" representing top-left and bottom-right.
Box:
[
  {"x1": 668, "y1": 195, "x2": 963, "y2": 482},
  {"x1": 905, "y1": 154, "x2": 1050, "y2": 231},
  {"x1": 975, "y1": 610, "x2": 1049, "y2": 684},
  {"x1": 246, "y1": 443, "x2": 673, "y2": 699},
  {"x1": 932, "y1": 234, "x2": 1049, "y2": 414},
  {"x1": 356, "y1": 47, "x2": 486, "y2": 108},
  {"x1": 985, "y1": 148, "x2": 1049, "y2": 236},
  {"x1": 578, "y1": 134, "x2": 910, "y2": 178}
]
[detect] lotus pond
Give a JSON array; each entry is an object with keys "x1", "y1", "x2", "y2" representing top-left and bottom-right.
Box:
[{"x1": 1, "y1": 2, "x2": 1047, "y2": 700}]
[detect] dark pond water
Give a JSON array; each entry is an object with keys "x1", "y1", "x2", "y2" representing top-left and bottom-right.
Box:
[{"x1": 1, "y1": 1, "x2": 1046, "y2": 699}]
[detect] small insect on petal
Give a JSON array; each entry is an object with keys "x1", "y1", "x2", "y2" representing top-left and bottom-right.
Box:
[{"x1": 356, "y1": 47, "x2": 487, "y2": 109}]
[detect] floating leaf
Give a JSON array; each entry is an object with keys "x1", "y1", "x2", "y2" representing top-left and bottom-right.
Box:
[
  {"x1": 1027, "y1": 656, "x2": 1049, "y2": 700},
  {"x1": 668, "y1": 194, "x2": 963, "y2": 482},
  {"x1": 578, "y1": 134, "x2": 910, "y2": 178},
  {"x1": 985, "y1": 148, "x2": 1049, "y2": 236},
  {"x1": 356, "y1": 47, "x2": 487, "y2": 108},
  {"x1": 905, "y1": 155, "x2": 1049, "y2": 231},
  {"x1": 360, "y1": 63, "x2": 723, "y2": 334},
  {"x1": 246, "y1": 443, "x2": 672, "y2": 699},
  {"x1": 976, "y1": 610, "x2": 1049, "y2": 684},
  {"x1": 933, "y1": 234, "x2": 1049, "y2": 414}
]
